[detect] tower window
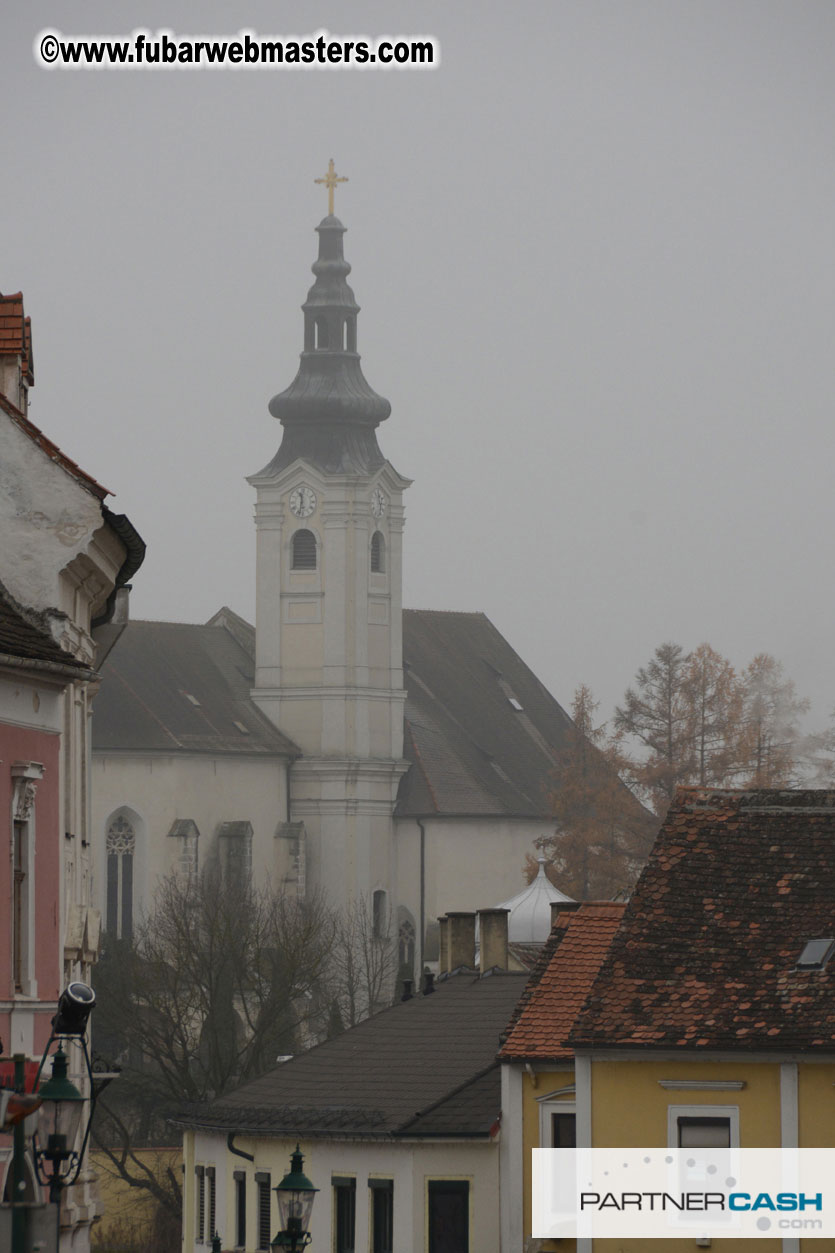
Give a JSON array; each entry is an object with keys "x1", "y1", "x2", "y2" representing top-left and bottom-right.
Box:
[
  {"x1": 292, "y1": 529, "x2": 317, "y2": 570},
  {"x1": 370, "y1": 531, "x2": 386, "y2": 573},
  {"x1": 314, "y1": 316, "x2": 329, "y2": 349}
]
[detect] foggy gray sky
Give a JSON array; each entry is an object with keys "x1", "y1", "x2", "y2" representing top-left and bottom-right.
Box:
[{"x1": 4, "y1": 2, "x2": 835, "y2": 730}]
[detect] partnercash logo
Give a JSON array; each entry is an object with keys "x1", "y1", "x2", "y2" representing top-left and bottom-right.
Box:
[
  {"x1": 533, "y1": 1149, "x2": 834, "y2": 1238},
  {"x1": 580, "y1": 1190, "x2": 822, "y2": 1212}
]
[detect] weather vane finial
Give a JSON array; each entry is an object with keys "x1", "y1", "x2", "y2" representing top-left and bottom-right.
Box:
[{"x1": 315, "y1": 158, "x2": 348, "y2": 215}]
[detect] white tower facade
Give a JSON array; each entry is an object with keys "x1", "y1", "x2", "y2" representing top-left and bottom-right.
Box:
[{"x1": 249, "y1": 211, "x2": 410, "y2": 911}]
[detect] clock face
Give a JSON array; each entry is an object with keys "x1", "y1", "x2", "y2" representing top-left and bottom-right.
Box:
[
  {"x1": 371, "y1": 487, "x2": 386, "y2": 518},
  {"x1": 289, "y1": 486, "x2": 317, "y2": 519}
]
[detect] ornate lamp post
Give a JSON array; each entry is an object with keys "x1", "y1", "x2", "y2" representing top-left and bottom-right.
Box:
[
  {"x1": 271, "y1": 1145, "x2": 318, "y2": 1251},
  {"x1": 6, "y1": 983, "x2": 99, "y2": 1252},
  {"x1": 32, "y1": 1045, "x2": 87, "y2": 1202}
]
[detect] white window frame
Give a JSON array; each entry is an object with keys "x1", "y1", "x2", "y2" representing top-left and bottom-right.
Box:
[
  {"x1": 536, "y1": 1085, "x2": 576, "y2": 1147},
  {"x1": 667, "y1": 1103, "x2": 740, "y2": 1148}
]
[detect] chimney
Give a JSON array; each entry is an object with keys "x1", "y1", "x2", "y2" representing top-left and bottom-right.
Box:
[
  {"x1": 446, "y1": 911, "x2": 476, "y2": 971},
  {"x1": 437, "y1": 916, "x2": 450, "y2": 974},
  {"x1": 550, "y1": 899, "x2": 581, "y2": 930},
  {"x1": 478, "y1": 908, "x2": 509, "y2": 973}
]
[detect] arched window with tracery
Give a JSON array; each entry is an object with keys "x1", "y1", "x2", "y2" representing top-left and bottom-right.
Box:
[
  {"x1": 106, "y1": 814, "x2": 135, "y2": 939},
  {"x1": 291, "y1": 529, "x2": 317, "y2": 570}
]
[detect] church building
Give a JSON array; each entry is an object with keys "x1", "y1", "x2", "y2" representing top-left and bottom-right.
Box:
[{"x1": 91, "y1": 182, "x2": 578, "y2": 983}]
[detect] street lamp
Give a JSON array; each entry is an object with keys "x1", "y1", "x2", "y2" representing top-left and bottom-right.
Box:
[
  {"x1": 32, "y1": 982, "x2": 98, "y2": 1203},
  {"x1": 271, "y1": 1145, "x2": 317, "y2": 1251},
  {"x1": 6, "y1": 982, "x2": 99, "y2": 1253},
  {"x1": 32, "y1": 1046, "x2": 86, "y2": 1202}
]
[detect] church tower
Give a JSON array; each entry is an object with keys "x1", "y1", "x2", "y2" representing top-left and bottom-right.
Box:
[{"x1": 249, "y1": 169, "x2": 411, "y2": 910}]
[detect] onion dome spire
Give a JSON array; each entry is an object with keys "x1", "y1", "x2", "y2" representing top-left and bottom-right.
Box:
[{"x1": 265, "y1": 187, "x2": 391, "y2": 476}]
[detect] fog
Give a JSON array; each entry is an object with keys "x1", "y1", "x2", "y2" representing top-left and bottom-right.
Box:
[{"x1": 4, "y1": 1, "x2": 835, "y2": 728}]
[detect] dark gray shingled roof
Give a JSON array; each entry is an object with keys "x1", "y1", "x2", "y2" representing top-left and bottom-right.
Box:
[
  {"x1": 397, "y1": 610, "x2": 575, "y2": 817},
  {"x1": 91, "y1": 619, "x2": 298, "y2": 757},
  {"x1": 92, "y1": 607, "x2": 578, "y2": 816},
  {"x1": 92, "y1": 607, "x2": 575, "y2": 817},
  {"x1": 0, "y1": 582, "x2": 90, "y2": 674},
  {"x1": 175, "y1": 969, "x2": 527, "y2": 1140}
]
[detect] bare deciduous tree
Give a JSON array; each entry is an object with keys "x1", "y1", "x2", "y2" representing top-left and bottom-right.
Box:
[
  {"x1": 92, "y1": 868, "x2": 336, "y2": 1225},
  {"x1": 326, "y1": 895, "x2": 399, "y2": 1030}
]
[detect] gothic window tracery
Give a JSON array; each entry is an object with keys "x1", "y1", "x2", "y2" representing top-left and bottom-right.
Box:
[{"x1": 106, "y1": 814, "x2": 135, "y2": 939}]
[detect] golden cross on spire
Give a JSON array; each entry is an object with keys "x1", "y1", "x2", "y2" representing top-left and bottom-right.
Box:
[{"x1": 315, "y1": 158, "x2": 348, "y2": 215}]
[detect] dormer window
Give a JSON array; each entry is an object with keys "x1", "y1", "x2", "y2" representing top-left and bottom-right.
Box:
[
  {"x1": 292, "y1": 529, "x2": 317, "y2": 570},
  {"x1": 797, "y1": 938, "x2": 835, "y2": 969}
]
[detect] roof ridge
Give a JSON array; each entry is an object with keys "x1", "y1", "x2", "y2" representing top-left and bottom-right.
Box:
[
  {"x1": 396, "y1": 1061, "x2": 498, "y2": 1130},
  {"x1": 1, "y1": 397, "x2": 110, "y2": 499},
  {"x1": 404, "y1": 608, "x2": 488, "y2": 618}
]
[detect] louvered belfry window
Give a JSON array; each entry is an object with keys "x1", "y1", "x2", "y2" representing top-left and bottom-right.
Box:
[
  {"x1": 370, "y1": 531, "x2": 385, "y2": 573},
  {"x1": 292, "y1": 529, "x2": 317, "y2": 570}
]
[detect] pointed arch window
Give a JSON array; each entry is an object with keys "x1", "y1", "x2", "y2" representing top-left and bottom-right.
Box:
[
  {"x1": 106, "y1": 815, "x2": 135, "y2": 939},
  {"x1": 370, "y1": 531, "x2": 386, "y2": 574},
  {"x1": 372, "y1": 889, "x2": 388, "y2": 939},
  {"x1": 292, "y1": 529, "x2": 317, "y2": 570}
]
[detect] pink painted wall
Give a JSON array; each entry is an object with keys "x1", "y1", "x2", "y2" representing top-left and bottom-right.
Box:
[{"x1": 0, "y1": 722, "x2": 61, "y2": 1054}]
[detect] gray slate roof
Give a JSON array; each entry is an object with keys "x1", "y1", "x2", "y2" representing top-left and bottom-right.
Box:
[
  {"x1": 92, "y1": 619, "x2": 298, "y2": 757},
  {"x1": 397, "y1": 610, "x2": 574, "y2": 817},
  {"x1": 0, "y1": 582, "x2": 89, "y2": 674},
  {"x1": 92, "y1": 607, "x2": 576, "y2": 817},
  {"x1": 175, "y1": 969, "x2": 527, "y2": 1140}
]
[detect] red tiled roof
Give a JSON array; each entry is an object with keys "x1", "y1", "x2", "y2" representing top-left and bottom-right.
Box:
[
  {"x1": 500, "y1": 902, "x2": 625, "y2": 1060},
  {"x1": 0, "y1": 393, "x2": 110, "y2": 500},
  {"x1": 0, "y1": 292, "x2": 33, "y2": 383},
  {"x1": 0, "y1": 290, "x2": 110, "y2": 500},
  {"x1": 570, "y1": 788, "x2": 835, "y2": 1052}
]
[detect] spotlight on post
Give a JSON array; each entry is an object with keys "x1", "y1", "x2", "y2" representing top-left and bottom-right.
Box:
[
  {"x1": 51, "y1": 981, "x2": 96, "y2": 1036},
  {"x1": 31, "y1": 983, "x2": 99, "y2": 1206},
  {"x1": 271, "y1": 1145, "x2": 317, "y2": 1251}
]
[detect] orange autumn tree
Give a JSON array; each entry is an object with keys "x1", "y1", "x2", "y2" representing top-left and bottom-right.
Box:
[{"x1": 615, "y1": 642, "x2": 814, "y2": 811}]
